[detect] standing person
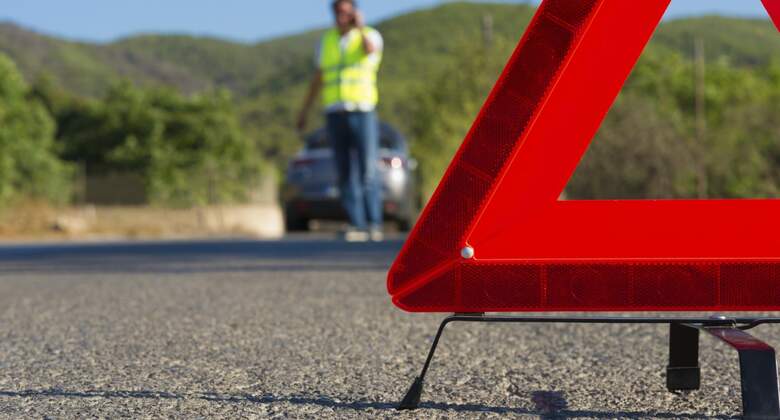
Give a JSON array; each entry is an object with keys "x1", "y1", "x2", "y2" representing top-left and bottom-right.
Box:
[{"x1": 297, "y1": 0, "x2": 384, "y2": 242}]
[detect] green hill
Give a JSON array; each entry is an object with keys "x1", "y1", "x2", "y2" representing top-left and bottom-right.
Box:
[
  {"x1": 1, "y1": 4, "x2": 777, "y2": 99},
  {"x1": 0, "y1": 23, "x2": 203, "y2": 95},
  {"x1": 652, "y1": 16, "x2": 780, "y2": 65},
  {"x1": 1, "y1": 2, "x2": 779, "y2": 200}
]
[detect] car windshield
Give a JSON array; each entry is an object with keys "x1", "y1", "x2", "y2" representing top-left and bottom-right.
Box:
[{"x1": 306, "y1": 126, "x2": 404, "y2": 151}]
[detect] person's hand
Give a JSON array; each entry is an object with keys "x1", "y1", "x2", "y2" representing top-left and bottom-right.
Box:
[{"x1": 353, "y1": 10, "x2": 365, "y2": 29}]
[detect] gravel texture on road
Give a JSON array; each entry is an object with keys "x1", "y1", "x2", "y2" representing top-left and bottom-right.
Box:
[{"x1": 0, "y1": 238, "x2": 773, "y2": 418}]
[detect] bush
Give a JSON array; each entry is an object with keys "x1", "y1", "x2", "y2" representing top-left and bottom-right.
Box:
[
  {"x1": 0, "y1": 53, "x2": 73, "y2": 205},
  {"x1": 54, "y1": 82, "x2": 266, "y2": 206}
]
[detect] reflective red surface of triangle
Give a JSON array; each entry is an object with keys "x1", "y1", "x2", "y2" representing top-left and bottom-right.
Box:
[{"x1": 388, "y1": 0, "x2": 780, "y2": 312}]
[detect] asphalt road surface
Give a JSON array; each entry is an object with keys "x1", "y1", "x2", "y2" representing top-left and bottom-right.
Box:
[{"x1": 0, "y1": 236, "x2": 774, "y2": 418}]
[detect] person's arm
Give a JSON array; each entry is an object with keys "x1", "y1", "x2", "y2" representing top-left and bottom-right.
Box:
[
  {"x1": 353, "y1": 11, "x2": 377, "y2": 55},
  {"x1": 297, "y1": 69, "x2": 322, "y2": 132}
]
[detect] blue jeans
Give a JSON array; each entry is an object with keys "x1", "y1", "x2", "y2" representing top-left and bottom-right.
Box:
[{"x1": 326, "y1": 111, "x2": 382, "y2": 230}]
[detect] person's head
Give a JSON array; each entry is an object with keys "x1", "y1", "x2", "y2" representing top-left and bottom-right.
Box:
[{"x1": 332, "y1": 0, "x2": 357, "y2": 32}]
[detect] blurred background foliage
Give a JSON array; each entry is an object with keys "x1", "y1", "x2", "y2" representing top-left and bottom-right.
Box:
[
  {"x1": 35, "y1": 81, "x2": 263, "y2": 206},
  {"x1": 0, "y1": 2, "x2": 778, "y2": 206},
  {"x1": 0, "y1": 54, "x2": 72, "y2": 205}
]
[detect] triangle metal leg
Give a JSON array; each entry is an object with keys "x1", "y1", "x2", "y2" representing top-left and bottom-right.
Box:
[
  {"x1": 667, "y1": 323, "x2": 701, "y2": 391},
  {"x1": 701, "y1": 327, "x2": 780, "y2": 420},
  {"x1": 397, "y1": 314, "x2": 464, "y2": 410},
  {"x1": 398, "y1": 314, "x2": 780, "y2": 417}
]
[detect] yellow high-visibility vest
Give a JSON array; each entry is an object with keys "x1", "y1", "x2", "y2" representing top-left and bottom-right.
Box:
[{"x1": 319, "y1": 27, "x2": 381, "y2": 109}]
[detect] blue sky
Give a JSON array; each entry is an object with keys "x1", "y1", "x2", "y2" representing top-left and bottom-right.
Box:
[{"x1": 0, "y1": 0, "x2": 773, "y2": 43}]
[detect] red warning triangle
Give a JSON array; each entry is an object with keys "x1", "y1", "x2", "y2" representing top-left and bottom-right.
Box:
[
  {"x1": 388, "y1": 0, "x2": 780, "y2": 312},
  {"x1": 765, "y1": 0, "x2": 780, "y2": 30}
]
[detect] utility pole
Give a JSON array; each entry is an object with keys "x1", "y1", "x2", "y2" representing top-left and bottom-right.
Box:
[
  {"x1": 482, "y1": 14, "x2": 494, "y2": 49},
  {"x1": 694, "y1": 37, "x2": 708, "y2": 198}
]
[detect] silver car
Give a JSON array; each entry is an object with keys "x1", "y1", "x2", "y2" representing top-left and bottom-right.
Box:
[{"x1": 282, "y1": 122, "x2": 419, "y2": 232}]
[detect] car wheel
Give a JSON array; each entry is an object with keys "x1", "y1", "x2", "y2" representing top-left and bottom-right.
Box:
[{"x1": 284, "y1": 207, "x2": 310, "y2": 232}]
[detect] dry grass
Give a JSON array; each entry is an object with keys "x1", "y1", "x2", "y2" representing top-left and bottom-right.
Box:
[
  {"x1": 0, "y1": 200, "x2": 60, "y2": 238},
  {"x1": 0, "y1": 202, "x2": 283, "y2": 241}
]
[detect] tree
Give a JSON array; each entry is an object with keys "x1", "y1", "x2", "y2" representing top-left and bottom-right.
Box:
[
  {"x1": 55, "y1": 82, "x2": 266, "y2": 206},
  {"x1": 0, "y1": 53, "x2": 73, "y2": 205}
]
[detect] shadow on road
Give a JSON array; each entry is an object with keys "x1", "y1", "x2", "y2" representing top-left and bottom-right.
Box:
[
  {"x1": 0, "y1": 237, "x2": 404, "y2": 275},
  {"x1": 0, "y1": 388, "x2": 738, "y2": 419}
]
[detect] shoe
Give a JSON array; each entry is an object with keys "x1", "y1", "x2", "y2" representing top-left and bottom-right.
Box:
[
  {"x1": 369, "y1": 226, "x2": 384, "y2": 242},
  {"x1": 342, "y1": 227, "x2": 369, "y2": 242}
]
